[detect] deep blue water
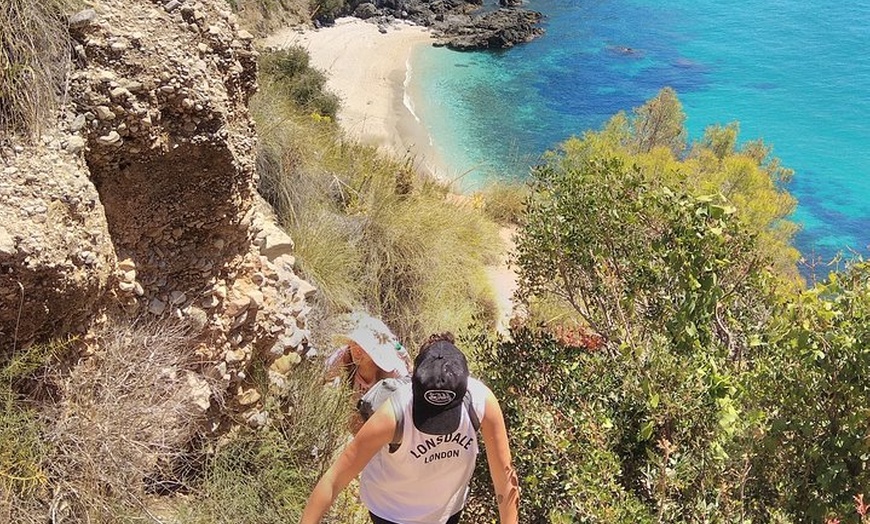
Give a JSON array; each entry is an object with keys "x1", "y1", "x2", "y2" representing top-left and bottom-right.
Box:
[{"x1": 409, "y1": 0, "x2": 870, "y2": 268}]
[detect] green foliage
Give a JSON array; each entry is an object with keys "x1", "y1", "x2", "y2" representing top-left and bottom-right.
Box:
[
  {"x1": 625, "y1": 87, "x2": 687, "y2": 156},
  {"x1": 557, "y1": 91, "x2": 801, "y2": 283},
  {"x1": 0, "y1": 341, "x2": 61, "y2": 499},
  {"x1": 498, "y1": 143, "x2": 810, "y2": 521},
  {"x1": 747, "y1": 260, "x2": 870, "y2": 521},
  {"x1": 466, "y1": 328, "x2": 650, "y2": 523},
  {"x1": 0, "y1": 0, "x2": 75, "y2": 138},
  {"x1": 699, "y1": 121, "x2": 739, "y2": 161},
  {"x1": 517, "y1": 154, "x2": 771, "y2": 357},
  {"x1": 259, "y1": 47, "x2": 341, "y2": 119},
  {"x1": 498, "y1": 114, "x2": 868, "y2": 521},
  {"x1": 467, "y1": 323, "x2": 768, "y2": 522},
  {"x1": 309, "y1": 0, "x2": 345, "y2": 21}
]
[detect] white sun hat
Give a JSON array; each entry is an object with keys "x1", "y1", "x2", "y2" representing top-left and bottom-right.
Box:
[{"x1": 335, "y1": 313, "x2": 408, "y2": 375}]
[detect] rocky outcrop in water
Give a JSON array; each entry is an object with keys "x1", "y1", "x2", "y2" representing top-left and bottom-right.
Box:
[
  {"x1": 342, "y1": 0, "x2": 545, "y2": 50},
  {"x1": 431, "y1": 7, "x2": 544, "y2": 50}
]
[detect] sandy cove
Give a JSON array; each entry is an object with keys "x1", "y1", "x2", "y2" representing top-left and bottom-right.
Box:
[{"x1": 262, "y1": 18, "x2": 453, "y2": 181}]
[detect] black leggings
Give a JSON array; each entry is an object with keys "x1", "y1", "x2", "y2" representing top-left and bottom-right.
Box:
[{"x1": 369, "y1": 510, "x2": 462, "y2": 524}]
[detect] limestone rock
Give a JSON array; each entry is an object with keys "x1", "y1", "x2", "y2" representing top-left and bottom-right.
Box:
[
  {"x1": 0, "y1": 142, "x2": 114, "y2": 349},
  {"x1": 2, "y1": 0, "x2": 319, "y2": 461}
]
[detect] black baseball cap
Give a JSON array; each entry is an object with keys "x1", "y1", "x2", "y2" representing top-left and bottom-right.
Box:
[{"x1": 412, "y1": 339, "x2": 469, "y2": 435}]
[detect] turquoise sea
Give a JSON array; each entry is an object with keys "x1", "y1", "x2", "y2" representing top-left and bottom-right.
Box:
[{"x1": 407, "y1": 0, "x2": 870, "y2": 269}]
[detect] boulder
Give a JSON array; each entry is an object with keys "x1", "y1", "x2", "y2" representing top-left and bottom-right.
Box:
[
  {"x1": 433, "y1": 8, "x2": 545, "y2": 50},
  {"x1": 354, "y1": 2, "x2": 379, "y2": 19}
]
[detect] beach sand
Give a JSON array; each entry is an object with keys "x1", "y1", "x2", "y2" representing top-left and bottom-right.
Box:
[{"x1": 262, "y1": 18, "x2": 449, "y2": 179}]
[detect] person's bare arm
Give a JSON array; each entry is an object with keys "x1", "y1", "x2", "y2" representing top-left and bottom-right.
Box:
[
  {"x1": 300, "y1": 402, "x2": 395, "y2": 524},
  {"x1": 480, "y1": 389, "x2": 519, "y2": 524}
]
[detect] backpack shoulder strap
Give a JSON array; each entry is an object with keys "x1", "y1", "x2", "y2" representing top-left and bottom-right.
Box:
[
  {"x1": 388, "y1": 390, "x2": 404, "y2": 453},
  {"x1": 464, "y1": 390, "x2": 480, "y2": 432}
]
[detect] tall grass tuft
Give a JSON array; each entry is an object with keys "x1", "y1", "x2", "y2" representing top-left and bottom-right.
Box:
[
  {"x1": 174, "y1": 360, "x2": 355, "y2": 524},
  {"x1": 0, "y1": 0, "x2": 74, "y2": 139},
  {"x1": 471, "y1": 180, "x2": 530, "y2": 226},
  {"x1": 39, "y1": 318, "x2": 217, "y2": 523}
]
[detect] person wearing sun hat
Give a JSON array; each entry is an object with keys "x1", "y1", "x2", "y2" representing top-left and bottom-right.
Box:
[
  {"x1": 326, "y1": 313, "x2": 413, "y2": 398},
  {"x1": 302, "y1": 332, "x2": 519, "y2": 524}
]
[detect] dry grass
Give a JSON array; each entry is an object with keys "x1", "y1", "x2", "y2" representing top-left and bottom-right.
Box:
[
  {"x1": 472, "y1": 180, "x2": 530, "y2": 226},
  {"x1": 0, "y1": 0, "x2": 75, "y2": 139},
  {"x1": 38, "y1": 318, "x2": 219, "y2": 523}
]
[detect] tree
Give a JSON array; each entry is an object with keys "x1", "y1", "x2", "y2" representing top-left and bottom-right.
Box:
[
  {"x1": 478, "y1": 152, "x2": 782, "y2": 521},
  {"x1": 516, "y1": 153, "x2": 772, "y2": 357},
  {"x1": 628, "y1": 87, "x2": 687, "y2": 157},
  {"x1": 556, "y1": 94, "x2": 801, "y2": 284}
]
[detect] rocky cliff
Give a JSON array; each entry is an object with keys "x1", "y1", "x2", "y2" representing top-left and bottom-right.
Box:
[{"x1": 0, "y1": 0, "x2": 314, "y2": 433}]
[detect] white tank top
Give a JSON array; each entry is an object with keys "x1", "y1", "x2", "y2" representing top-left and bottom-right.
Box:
[{"x1": 360, "y1": 378, "x2": 489, "y2": 524}]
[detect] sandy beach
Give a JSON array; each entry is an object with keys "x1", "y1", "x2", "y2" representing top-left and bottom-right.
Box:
[{"x1": 262, "y1": 18, "x2": 450, "y2": 179}]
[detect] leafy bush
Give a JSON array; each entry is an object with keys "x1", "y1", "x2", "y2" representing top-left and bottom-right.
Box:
[
  {"x1": 466, "y1": 320, "x2": 767, "y2": 522},
  {"x1": 516, "y1": 154, "x2": 773, "y2": 358},
  {"x1": 747, "y1": 260, "x2": 870, "y2": 521},
  {"x1": 473, "y1": 144, "x2": 800, "y2": 521},
  {"x1": 560, "y1": 90, "x2": 801, "y2": 283},
  {"x1": 466, "y1": 328, "x2": 651, "y2": 523},
  {"x1": 259, "y1": 47, "x2": 341, "y2": 118},
  {"x1": 310, "y1": 0, "x2": 345, "y2": 24}
]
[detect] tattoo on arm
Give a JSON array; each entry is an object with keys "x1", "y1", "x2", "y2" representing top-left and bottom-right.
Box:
[{"x1": 498, "y1": 465, "x2": 520, "y2": 509}]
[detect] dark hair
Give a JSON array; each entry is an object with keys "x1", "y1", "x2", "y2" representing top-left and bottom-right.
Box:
[{"x1": 419, "y1": 332, "x2": 456, "y2": 355}]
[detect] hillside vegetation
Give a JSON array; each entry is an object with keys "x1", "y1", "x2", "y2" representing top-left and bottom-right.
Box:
[
  {"x1": 464, "y1": 90, "x2": 869, "y2": 523},
  {"x1": 0, "y1": 0, "x2": 75, "y2": 139},
  {"x1": 2, "y1": 1, "x2": 868, "y2": 523},
  {"x1": 253, "y1": 46, "x2": 502, "y2": 349}
]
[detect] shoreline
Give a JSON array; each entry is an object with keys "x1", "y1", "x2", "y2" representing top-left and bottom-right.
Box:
[{"x1": 261, "y1": 18, "x2": 454, "y2": 184}]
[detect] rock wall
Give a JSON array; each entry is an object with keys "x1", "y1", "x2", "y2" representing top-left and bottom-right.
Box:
[{"x1": 0, "y1": 0, "x2": 313, "y2": 431}]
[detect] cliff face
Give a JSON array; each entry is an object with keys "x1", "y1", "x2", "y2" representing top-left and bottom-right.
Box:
[{"x1": 1, "y1": 0, "x2": 313, "y2": 429}]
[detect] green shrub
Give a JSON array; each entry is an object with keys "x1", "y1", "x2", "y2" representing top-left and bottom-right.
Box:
[
  {"x1": 516, "y1": 154, "x2": 774, "y2": 357},
  {"x1": 0, "y1": 341, "x2": 57, "y2": 501},
  {"x1": 747, "y1": 260, "x2": 870, "y2": 521},
  {"x1": 466, "y1": 321, "x2": 769, "y2": 522},
  {"x1": 466, "y1": 328, "x2": 651, "y2": 523},
  {"x1": 560, "y1": 91, "x2": 801, "y2": 284},
  {"x1": 310, "y1": 0, "x2": 345, "y2": 22},
  {"x1": 259, "y1": 47, "x2": 341, "y2": 118}
]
